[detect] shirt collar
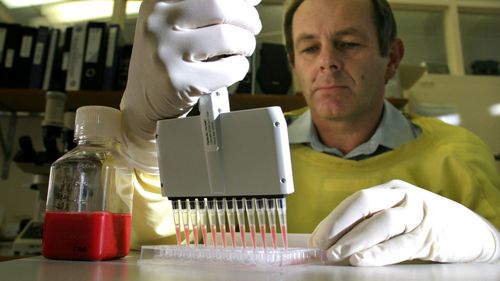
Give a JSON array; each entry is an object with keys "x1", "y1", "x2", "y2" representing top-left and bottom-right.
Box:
[{"x1": 288, "y1": 100, "x2": 418, "y2": 157}]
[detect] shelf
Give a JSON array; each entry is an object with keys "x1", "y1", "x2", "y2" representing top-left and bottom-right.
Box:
[
  {"x1": 0, "y1": 89, "x2": 308, "y2": 113},
  {"x1": 0, "y1": 89, "x2": 408, "y2": 113},
  {"x1": 0, "y1": 89, "x2": 123, "y2": 112}
]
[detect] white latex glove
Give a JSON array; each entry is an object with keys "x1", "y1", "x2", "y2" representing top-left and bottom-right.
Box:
[
  {"x1": 120, "y1": 0, "x2": 261, "y2": 172},
  {"x1": 308, "y1": 180, "x2": 500, "y2": 266}
]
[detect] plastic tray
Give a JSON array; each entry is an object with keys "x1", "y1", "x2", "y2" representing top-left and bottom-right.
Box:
[{"x1": 139, "y1": 245, "x2": 326, "y2": 269}]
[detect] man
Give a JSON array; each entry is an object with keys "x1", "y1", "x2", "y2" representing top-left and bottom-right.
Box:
[
  {"x1": 119, "y1": 0, "x2": 499, "y2": 265},
  {"x1": 282, "y1": 0, "x2": 500, "y2": 265}
]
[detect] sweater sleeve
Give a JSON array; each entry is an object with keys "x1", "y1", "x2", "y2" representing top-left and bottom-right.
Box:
[{"x1": 129, "y1": 170, "x2": 177, "y2": 250}]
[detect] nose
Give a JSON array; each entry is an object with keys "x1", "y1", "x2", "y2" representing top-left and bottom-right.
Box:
[{"x1": 319, "y1": 44, "x2": 342, "y2": 71}]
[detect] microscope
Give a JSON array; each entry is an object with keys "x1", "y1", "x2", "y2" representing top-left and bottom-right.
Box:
[{"x1": 12, "y1": 91, "x2": 75, "y2": 255}]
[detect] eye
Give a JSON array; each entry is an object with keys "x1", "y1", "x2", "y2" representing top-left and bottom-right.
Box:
[
  {"x1": 300, "y1": 45, "x2": 320, "y2": 54},
  {"x1": 336, "y1": 41, "x2": 361, "y2": 50}
]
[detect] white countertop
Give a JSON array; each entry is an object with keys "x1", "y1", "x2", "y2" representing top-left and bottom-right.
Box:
[{"x1": 1, "y1": 252, "x2": 499, "y2": 281}]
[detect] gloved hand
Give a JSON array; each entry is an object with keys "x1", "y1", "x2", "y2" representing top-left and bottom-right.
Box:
[
  {"x1": 308, "y1": 179, "x2": 500, "y2": 266},
  {"x1": 120, "y1": 0, "x2": 261, "y2": 172}
]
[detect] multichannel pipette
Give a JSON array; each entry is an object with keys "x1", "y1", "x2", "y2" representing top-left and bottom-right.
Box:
[{"x1": 156, "y1": 88, "x2": 294, "y2": 250}]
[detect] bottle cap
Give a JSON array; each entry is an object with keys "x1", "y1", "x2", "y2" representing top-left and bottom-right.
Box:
[
  {"x1": 42, "y1": 91, "x2": 66, "y2": 128},
  {"x1": 63, "y1": 111, "x2": 76, "y2": 131},
  {"x1": 74, "y1": 106, "x2": 121, "y2": 139}
]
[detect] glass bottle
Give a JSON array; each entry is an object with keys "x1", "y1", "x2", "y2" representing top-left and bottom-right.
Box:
[{"x1": 42, "y1": 106, "x2": 133, "y2": 261}]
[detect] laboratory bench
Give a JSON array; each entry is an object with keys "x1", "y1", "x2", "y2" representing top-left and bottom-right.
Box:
[{"x1": 0, "y1": 251, "x2": 499, "y2": 281}]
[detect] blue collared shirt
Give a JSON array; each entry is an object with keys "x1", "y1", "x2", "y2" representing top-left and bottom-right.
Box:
[{"x1": 287, "y1": 100, "x2": 421, "y2": 159}]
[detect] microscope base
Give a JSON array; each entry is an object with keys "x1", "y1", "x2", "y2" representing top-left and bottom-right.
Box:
[{"x1": 12, "y1": 220, "x2": 43, "y2": 256}]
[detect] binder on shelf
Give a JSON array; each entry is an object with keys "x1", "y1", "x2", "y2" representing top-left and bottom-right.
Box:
[
  {"x1": 0, "y1": 23, "x2": 9, "y2": 80},
  {"x1": 115, "y1": 44, "x2": 133, "y2": 90},
  {"x1": 42, "y1": 28, "x2": 61, "y2": 90},
  {"x1": 80, "y1": 21, "x2": 107, "y2": 90},
  {"x1": 0, "y1": 23, "x2": 21, "y2": 88},
  {"x1": 256, "y1": 43, "x2": 292, "y2": 95},
  {"x1": 55, "y1": 27, "x2": 73, "y2": 91},
  {"x1": 65, "y1": 23, "x2": 87, "y2": 91},
  {"x1": 103, "y1": 24, "x2": 123, "y2": 91},
  {"x1": 15, "y1": 26, "x2": 38, "y2": 88},
  {"x1": 29, "y1": 26, "x2": 50, "y2": 89}
]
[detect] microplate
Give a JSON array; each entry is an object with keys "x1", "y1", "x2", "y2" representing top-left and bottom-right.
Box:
[{"x1": 139, "y1": 245, "x2": 326, "y2": 269}]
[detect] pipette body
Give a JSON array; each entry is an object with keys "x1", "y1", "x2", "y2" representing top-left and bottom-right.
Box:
[{"x1": 156, "y1": 89, "x2": 294, "y2": 249}]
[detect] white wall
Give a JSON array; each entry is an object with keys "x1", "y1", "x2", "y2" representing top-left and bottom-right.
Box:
[{"x1": 408, "y1": 74, "x2": 500, "y2": 173}]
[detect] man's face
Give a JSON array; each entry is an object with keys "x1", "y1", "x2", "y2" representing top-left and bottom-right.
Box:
[{"x1": 292, "y1": 0, "x2": 395, "y2": 123}]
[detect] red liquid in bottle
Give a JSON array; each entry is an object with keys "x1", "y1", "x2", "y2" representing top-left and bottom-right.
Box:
[{"x1": 42, "y1": 211, "x2": 131, "y2": 261}]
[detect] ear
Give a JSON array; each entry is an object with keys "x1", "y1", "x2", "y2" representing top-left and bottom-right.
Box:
[{"x1": 384, "y1": 38, "x2": 405, "y2": 83}]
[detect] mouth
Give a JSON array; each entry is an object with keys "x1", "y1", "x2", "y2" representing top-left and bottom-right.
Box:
[{"x1": 313, "y1": 85, "x2": 349, "y2": 95}]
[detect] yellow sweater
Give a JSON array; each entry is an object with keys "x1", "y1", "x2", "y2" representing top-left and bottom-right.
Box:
[{"x1": 286, "y1": 117, "x2": 500, "y2": 233}]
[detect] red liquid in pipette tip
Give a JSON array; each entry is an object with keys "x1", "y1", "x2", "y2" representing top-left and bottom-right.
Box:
[
  {"x1": 229, "y1": 225, "x2": 237, "y2": 248},
  {"x1": 175, "y1": 225, "x2": 182, "y2": 246},
  {"x1": 249, "y1": 224, "x2": 257, "y2": 248},
  {"x1": 202, "y1": 225, "x2": 208, "y2": 246},
  {"x1": 210, "y1": 224, "x2": 217, "y2": 247},
  {"x1": 270, "y1": 224, "x2": 277, "y2": 249},
  {"x1": 42, "y1": 211, "x2": 131, "y2": 261},
  {"x1": 281, "y1": 224, "x2": 288, "y2": 249},
  {"x1": 193, "y1": 227, "x2": 199, "y2": 247},
  {"x1": 183, "y1": 225, "x2": 190, "y2": 247},
  {"x1": 260, "y1": 224, "x2": 266, "y2": 249},
  {"x1": 221, "y1": 227, "x2": 227, "y2": 248},
  {"x1": 239, "y1": 224, "x2": 246, "y2": 248}
]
